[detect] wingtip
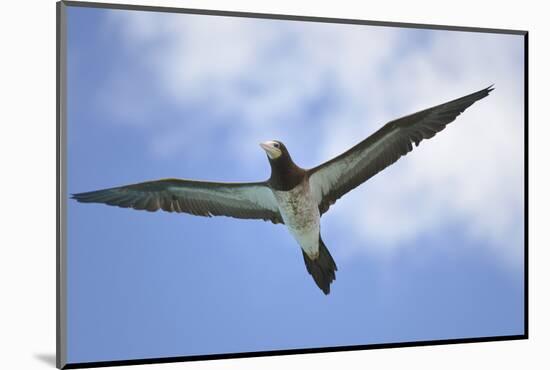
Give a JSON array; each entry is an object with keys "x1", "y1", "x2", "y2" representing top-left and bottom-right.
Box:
[
  {"x1": 486, "y1": 84, "x2": 495, "y2": 93},
  {"x1": 70, "y1": 192, "x2": 88, "y2": 202}
]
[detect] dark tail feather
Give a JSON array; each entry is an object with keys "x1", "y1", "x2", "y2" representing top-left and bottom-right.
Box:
[{"x1": 302, "y1": 237, "x2": 338, "y2": 295}]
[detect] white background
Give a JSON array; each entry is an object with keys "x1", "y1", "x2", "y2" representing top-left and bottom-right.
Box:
[{"x1": 0, "y1": 0, "x2": 546, "y2": 369}]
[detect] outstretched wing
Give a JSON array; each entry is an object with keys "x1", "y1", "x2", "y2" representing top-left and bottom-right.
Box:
[
  {"x1": 308, "y1": 86, "x2": 493, "y2": 214},
  {"x1": 72, "y1": 178, "x2": 283, "y2": 224}
]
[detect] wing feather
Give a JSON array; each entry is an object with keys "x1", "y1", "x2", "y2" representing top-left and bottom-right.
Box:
[
  {"x1": 309, "y1": 86, "x2": 494, "y2": 214},
  {"x1": 72, "y1": 178, "x2": 283, "y2": 224}
]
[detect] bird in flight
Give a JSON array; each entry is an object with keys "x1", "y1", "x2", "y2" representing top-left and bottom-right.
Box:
[{"x1": 72, "y1": 86, "x2": 493, "y2": 295}]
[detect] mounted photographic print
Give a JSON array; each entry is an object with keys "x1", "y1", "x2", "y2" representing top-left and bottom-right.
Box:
[{"x1": 57, "y1": 1, "x2": 528, "y2": 368}]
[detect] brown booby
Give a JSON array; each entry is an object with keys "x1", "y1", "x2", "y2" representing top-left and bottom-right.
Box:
[{"x1": 72, "y1": 86, "x2": 493, "y2": 294}]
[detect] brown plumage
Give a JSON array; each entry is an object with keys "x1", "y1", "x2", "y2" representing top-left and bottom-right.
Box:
[{"x1": 72, "y1": 86, "x2": 493, "y2": 295}]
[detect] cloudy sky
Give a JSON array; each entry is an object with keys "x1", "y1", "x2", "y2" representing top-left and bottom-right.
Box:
[{"x1": 66, "y1": 5, "x2": 525, "y2": 364}]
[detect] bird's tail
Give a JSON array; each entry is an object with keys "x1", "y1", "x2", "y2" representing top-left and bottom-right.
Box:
[{"x1": 302, "y1": 237, "x2": 337, "y2": 295}]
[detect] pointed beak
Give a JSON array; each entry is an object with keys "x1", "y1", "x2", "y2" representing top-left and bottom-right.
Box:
[{"x1": 259, "y1": 141, "x2": 282, "y2": 159}]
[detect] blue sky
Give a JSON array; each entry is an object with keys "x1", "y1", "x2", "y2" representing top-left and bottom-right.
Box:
[{"x1": 66, "y1": 6, "x2": 525, "y2": 364}]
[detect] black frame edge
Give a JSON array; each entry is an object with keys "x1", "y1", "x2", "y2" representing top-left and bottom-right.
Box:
[
  {"x1": 523, "y1": 32, "x2": 529, "y2": 339},
  {"x1": 62, "y1": 0, "x2": 527, "y2": 35},
  {"x1": 57, "y1": 1, "x2": 68, "y2": 369},
  {"x1": 62, "y1": 335, "x2": 527, "y2": 369}
]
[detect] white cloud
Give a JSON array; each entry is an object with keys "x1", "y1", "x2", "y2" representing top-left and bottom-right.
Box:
[{"x1": 99, "y1": 11, "x2": 524, "y2": 267}]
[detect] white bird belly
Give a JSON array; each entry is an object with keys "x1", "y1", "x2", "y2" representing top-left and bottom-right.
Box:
[{"x1": 273, "y1": 181, "x2": 320, "y2": 258}]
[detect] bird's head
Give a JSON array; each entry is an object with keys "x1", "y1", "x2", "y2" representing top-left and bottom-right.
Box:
[
  {"x1": 259, "y1": 140, "x2": 289, "y2": 161},
  {"x1": 260, "y1": 140, "x2": 302, "y2": 188}
]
